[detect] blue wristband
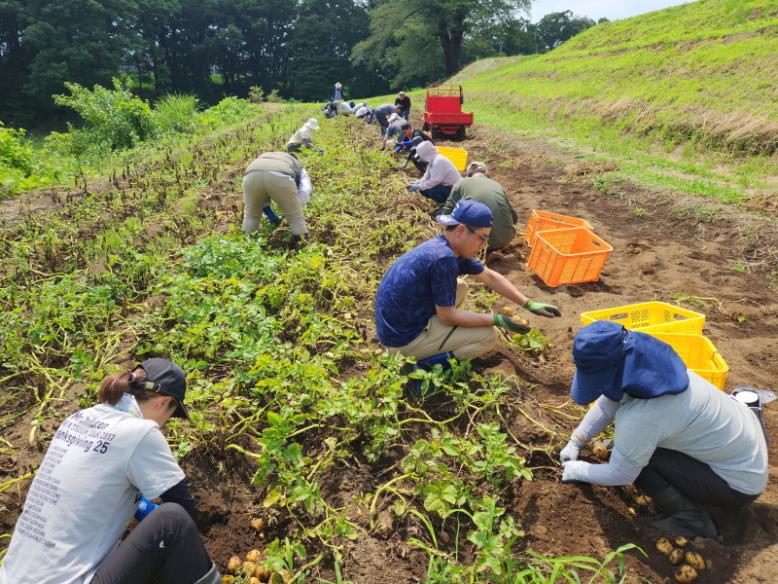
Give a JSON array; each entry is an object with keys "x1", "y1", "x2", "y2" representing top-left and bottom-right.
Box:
[{"x1": 135, "y1": 496, "x2": 159, "y2": 522}]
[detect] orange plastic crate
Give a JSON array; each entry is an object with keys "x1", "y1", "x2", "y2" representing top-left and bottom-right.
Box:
[
  {"x1": 524, "y1": 210, "x2": 593, "y2": 248},
  {"x1": 528, "y1": 228, "x2": 612, "y2": 287}
]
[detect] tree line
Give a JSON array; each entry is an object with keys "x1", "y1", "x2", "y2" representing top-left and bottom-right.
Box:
[{"x1": 0, "y1": 0, "x2": 600, "y2": 128}]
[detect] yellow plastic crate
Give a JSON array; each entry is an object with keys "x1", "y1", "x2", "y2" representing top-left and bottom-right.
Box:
[
  {"x1": 580, "y1": 301, "x2": 705, "y2": 335},
  {"x1": 437, "y1": 146, "x2": 468, "y2": 172},
  {"x1": 648, "y1": 332, "x2": 729, "y2": 389}
]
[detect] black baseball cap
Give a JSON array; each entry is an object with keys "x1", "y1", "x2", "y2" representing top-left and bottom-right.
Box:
[{"x1": 133, "y1": 358, "x2": 190, "y2": 420}]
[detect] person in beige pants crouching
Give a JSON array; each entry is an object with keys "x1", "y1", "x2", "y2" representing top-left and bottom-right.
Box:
[{"x1": 242, "y1": 152, "x2": 312, "y2": 243}]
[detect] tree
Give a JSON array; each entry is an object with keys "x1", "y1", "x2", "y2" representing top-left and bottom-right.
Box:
[
  {"x1": 354, "y1": 0, "x2": 530, "y2": 87},
  {"x1": 535, "y1": 10, "x2": 595, "y2": 52},
  {"x1": 22, "y1": 0, "x2": 134, "y2": 118},
  {"x1": 0, "y1": 0, "x2": 35, "y2": 126},
  {"x1": 286, "y1": 0, "x2": 373, "y2": 100}
]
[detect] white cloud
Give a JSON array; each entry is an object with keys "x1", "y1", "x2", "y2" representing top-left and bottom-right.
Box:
[{"x1": 529, "y1": 0, "x2": 698, "y2": 23}]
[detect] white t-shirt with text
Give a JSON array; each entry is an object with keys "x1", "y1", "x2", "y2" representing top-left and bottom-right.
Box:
[{"x1": 0, "y1": 403, "x2": 185, "y2": 584}]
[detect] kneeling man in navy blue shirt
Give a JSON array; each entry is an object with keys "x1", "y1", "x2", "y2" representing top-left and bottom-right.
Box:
[{"x1": 374, "y1": 200, "x2": 561, "y2": 371}]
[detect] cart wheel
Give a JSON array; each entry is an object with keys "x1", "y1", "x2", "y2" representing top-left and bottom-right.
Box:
[
  {"x1": 422, "y1": 122, "x2": 430, "y2": 132},
  {"x1": 456, "y1": 127, "x2": 467, "y2": 140}
]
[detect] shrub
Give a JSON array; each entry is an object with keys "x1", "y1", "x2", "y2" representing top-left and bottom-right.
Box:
[
  {"x1": 53, "y1": 78, "x2": 156, "y2": 151},
  {"x1": 0, "y1": 121, "x2": 36, "y2": 196},
  {"x1": 248, "y1": 86, "x2": 265, "y2": 103},
  {"x1": 197, "y1": 97, "x2": 260, "y2": 128},
  {"x1": 0, "y1": 122, "x2": 34, "y2": 176}
]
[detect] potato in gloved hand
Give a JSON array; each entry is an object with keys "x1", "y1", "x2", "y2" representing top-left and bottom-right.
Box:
[{"x1": 493, "y1": 313, "x2": 531, "y2": 334}]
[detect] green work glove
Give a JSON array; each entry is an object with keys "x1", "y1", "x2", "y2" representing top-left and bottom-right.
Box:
[
  {"x1": 493, "y1": 313, "x2": 531, "y2": 334},
  {"x1": 523, "y1": 299, "x2": 561, "y2": 318}
]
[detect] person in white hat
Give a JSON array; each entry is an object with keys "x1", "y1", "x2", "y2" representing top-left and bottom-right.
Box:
[
  {"x1": 332, "y1": 82, "x2": 344, "y2": 101},
  {"x1": 286, "y1": 118, "x2": 321, "y2": 154}
]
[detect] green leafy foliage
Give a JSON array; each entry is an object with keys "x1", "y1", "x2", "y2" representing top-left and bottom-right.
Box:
[{"x1": 53, "y1": 78, "x2": 156, "y2": 152}]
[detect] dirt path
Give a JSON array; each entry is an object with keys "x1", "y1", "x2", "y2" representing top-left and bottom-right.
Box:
[{"x1": 433, "y1": 125, "x2": 778, "y2": 583}]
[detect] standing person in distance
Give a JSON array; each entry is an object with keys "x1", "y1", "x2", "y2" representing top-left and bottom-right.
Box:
[
  {"x1": 395, "y1": 91, "x2": 411, "y2": 120},
  {"x1": 332, "y1": 82, "x2": 344, "y2": 102},
  {"x1": 0, "y1": 359, "x2": 221, "y2": 584}
]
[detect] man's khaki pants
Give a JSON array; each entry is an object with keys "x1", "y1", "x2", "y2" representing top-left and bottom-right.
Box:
[
  {"x1": 388, "y1": 279, "x2": 497, "y2": 360},
  {"x1": 241, "y1": 171, "x2": 308, "y2": 235}
]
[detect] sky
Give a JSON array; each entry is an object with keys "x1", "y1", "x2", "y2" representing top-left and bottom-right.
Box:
[{"x1": 529, "y1": 0, "x2": 697, "y2": 22}]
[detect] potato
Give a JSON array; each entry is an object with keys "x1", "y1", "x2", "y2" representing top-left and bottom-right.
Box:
[
  {"x1": 246, "y1": 549, "x2": 264, "y2": 563},
  {"x1": 241, "y1": 561, "x2": 258, "y2": 578},
  {"x1": 591, "y1": 444, "x2": 609, "y2": 461},
  {"x1": 251, "y1": 518, "x2": 266, "y2": 532},
  {"x1": 254, "y1": 566, "x2": 272, "y2": 581},
  {"x1": 674, "y1": 564, "x2": 698, "y2": 583},
  {"x1": 655, "y1": 537, "x2": 673, "y2": 556},
  {"x1": 626, "y1": 507, "x2": 636, "y2": 518},
  {"x1": 500, "y1": 306, "x2": 515, "y2": 317},
  {"x1": 633, "y1": 495, "x2": 652, "y2": 506},
  {"x1": 674, "y1": 535, "x2": 688, "y2": 548},
  {"x1": 669, "y1": 548, "x2": 684, "y2": 565},
  {"x1": 684, "y1": 551, "x2": 705, "y2": 570},
  {"x1": 226, "y1": 556, "x2": 242, "y2": 575},
  {"x1": 249, "y1": 579, "x2": 261, "y2": 584}
]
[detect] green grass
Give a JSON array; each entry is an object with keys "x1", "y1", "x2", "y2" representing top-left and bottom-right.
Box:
[{"x1": 441, "y1": 0, "x2": 778, "y2": 205}]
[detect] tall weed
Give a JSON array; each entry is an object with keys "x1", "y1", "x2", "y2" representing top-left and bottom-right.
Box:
[{"x1": 154, "y1": 94, "x2": 200, "y2": 135}]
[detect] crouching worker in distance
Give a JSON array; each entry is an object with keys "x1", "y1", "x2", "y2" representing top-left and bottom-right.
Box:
[
  {"x1": 560, "y1": 321, "x2": 768, "y2": 540},
  {"x1": 0, "y1": 359, "x2": 221, "y2": 584},
  {"x1": 438, "y1": 161, "x2": 519, "y2": 258},
  {"x1": 407, "y1": 141, "x2": 462, "y2": 206},
  {"x1": 286, "y1": 118, "x2": 321, "y2": 154},
  {"x1": 241, "y1": 152, "x2": 313, "y2": 245},
  {"x1": 374, "y1": 200, "x2": 561, "y2": 375}
]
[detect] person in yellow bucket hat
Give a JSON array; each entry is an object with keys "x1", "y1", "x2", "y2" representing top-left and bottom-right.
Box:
[{"x1": 560, "y1": 321, "x2": 768, "y2": 540}]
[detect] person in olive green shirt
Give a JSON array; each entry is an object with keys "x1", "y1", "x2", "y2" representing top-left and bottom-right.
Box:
[{"x1": 438, "y1": 162, "x2": 519, "y2": 252}]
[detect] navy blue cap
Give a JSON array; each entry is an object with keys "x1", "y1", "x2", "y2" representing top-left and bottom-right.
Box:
[
  {"x1": 435, "y1": 200, "x2": 493, "y2": 229},
  {"x1": 571, "y1": 321, "x2": 689, "y2": 405}
]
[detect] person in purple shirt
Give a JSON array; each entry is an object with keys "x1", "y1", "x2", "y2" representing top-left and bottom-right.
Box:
[{"x1": 375, "y1": 200, "x2": 561, "y2": 372}]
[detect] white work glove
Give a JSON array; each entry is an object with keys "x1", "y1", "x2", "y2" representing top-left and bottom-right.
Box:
[
  {"x1": 559, "y1": 435, "x2": 585, "y2": 464},
  {"x1": 562, "y1": 460, "x2": 590, "y2": 484}
]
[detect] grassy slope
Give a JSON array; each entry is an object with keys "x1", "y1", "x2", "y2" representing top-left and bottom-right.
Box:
[{"x1": 447, "y1": 0, "x2": 778, "y2": 204}]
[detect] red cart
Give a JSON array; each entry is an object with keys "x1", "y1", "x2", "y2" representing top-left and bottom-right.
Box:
[{"x1": 422, "y1": 85, "x2": 474, "y2": 139}]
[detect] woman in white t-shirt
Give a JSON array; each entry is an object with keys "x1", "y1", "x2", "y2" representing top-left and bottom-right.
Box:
[
  {"x1": 0, "y1": 359, "x2": 221, "y2": 584},
  {"x1": 557, "y1": 321, "x2": 768, "y2": 540}
]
